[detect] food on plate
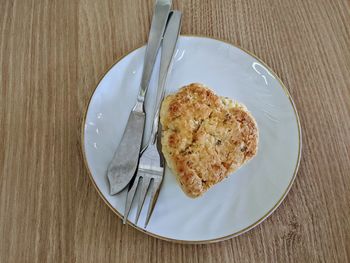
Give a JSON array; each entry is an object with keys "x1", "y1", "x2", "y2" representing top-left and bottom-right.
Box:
[{"x1": 160, "y1": 83, "x2": 258, "y2": 197}]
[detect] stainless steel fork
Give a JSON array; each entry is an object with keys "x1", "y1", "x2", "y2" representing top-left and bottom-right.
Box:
[{"x1": 123, "y1": 11, "x2": 182, "y2": 227}]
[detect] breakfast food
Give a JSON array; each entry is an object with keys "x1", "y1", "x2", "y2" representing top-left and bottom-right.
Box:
[{"x1": 160, "y1": 83, "x2": 258, "y2": 198}]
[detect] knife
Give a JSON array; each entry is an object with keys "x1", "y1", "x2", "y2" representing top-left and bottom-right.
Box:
[
  {"x1": 107, "y1": 0, "x2": 172, "y2": 195},
  {"x1": 123, "y1": 10, "x2": 182, "y2": 226}
]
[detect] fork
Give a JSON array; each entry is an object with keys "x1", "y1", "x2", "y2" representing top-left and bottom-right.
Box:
[{"x1": 123, "y1": 11, "x2": 182, "y2": 227}]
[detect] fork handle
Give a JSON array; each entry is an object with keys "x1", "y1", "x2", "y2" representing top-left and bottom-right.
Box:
[{"x1": 149, "y1": 11, "x2": 182, "y2": 145}]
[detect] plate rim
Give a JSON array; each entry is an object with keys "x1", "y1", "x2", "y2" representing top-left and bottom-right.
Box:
[{"x1": 80, "y1": 35, "x2": 302, "y2": 244}]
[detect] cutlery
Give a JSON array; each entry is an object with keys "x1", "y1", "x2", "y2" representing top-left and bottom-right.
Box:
[
  {"x1": 107, "y1": 0, "x2": 172, "y2": 195},
  {"x1": 123, "y1": 11, "x2": 182, "y2": 227}
]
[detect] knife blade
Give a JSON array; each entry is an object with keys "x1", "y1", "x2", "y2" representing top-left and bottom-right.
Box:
[{"x1": 107, "y1": 0, "x2": 172, "y2": 195}]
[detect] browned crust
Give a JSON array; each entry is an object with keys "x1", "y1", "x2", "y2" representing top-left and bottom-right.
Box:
[{"x1": 160, "y1": 83, "x2": 259, "y2": 198}]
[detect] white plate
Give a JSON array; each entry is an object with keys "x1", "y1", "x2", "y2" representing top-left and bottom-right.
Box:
[{"x1": 82, "y1": 36, "x2": 301, "y2": 243}]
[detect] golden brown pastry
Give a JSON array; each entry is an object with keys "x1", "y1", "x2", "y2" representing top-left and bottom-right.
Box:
[{"x1": 160, "y1": 83, "x2": 258, "y2": 198}]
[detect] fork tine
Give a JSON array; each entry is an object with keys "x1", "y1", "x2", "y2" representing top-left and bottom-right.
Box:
[
  {"x1": 135, "y1": 176, "x2": 152, "y2": 224},
  {"x1": 123, "y1": 175, "x2": 141, "y2": 224},
  {"x1": 144, "y1": 178, "x2": 162, "y2": 228}
]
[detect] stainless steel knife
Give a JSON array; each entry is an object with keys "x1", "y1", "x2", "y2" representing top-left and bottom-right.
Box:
[
  {"x1": 123, "y1": 11, "x2": 182, "y2": 226},
  {"x1": 107, "y1": 0, "x2": 172, "y2": 195}
]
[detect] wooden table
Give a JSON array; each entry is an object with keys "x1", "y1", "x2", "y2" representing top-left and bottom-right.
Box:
[{"x1": 1, "y1": 0, "x2": 349, "y2": 262}]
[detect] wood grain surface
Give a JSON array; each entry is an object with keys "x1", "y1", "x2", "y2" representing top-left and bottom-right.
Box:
[{"x1": 1, "y1": 0, "x2": 349, "y2": 262}]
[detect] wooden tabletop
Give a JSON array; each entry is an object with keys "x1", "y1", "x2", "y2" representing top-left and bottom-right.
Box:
[{"x1": 1, "y1": 0, "x2": 349, "y2": 262}]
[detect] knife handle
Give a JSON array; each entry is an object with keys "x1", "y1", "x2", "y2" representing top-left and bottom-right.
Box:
[
  {"x1": 137, "y1": 0, "x2": 172, "y2": 102},
  {"x1": 150, "y1": 11, "x2": 182, "y2": 145}
]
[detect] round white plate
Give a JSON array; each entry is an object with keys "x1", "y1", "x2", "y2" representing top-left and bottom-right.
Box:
[{"x1": 82, "y1": 36, "x2": 301, "y2": 243}]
